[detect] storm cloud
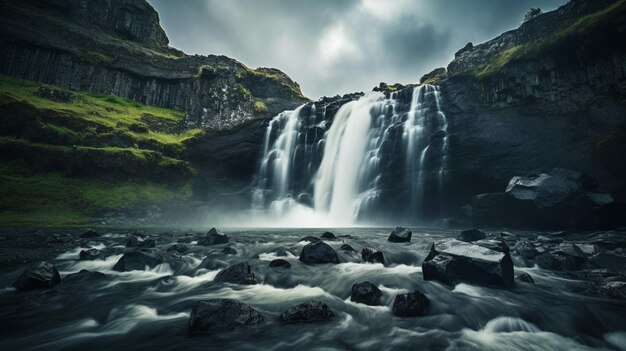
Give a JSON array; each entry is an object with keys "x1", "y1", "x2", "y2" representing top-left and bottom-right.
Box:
[{"x1": 148, "y1": 0, "x2": 564, "y2": 98}]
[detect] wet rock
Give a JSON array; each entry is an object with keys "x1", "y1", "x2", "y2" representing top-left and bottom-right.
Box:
[
  {"x1": 126, "y1": 236, "x2": 155, "y2": 248},
  {"x1": 457, "y1": 228, "x2": 486, "y2": 242},
  {"x1": 535, "y1": 251, "x2": 584, "y2": 271},
  {"x1": 299, "y1": 236, "x2": 320, "y2": 243},
  {"x1": 269, "y1": 259, "x2": 291, "y2": 268},
  {"x1": 388, "y1": 227, "x2": 412, "y2": 243},
  {"x1": 188, "y1": 299, "x2": 263, "y2": 334},
  {"x1": 13, "y1": 262, "x2": 61, "y2": 291},
  {"x1": 276, "y1": 248, "x2": 292, "y2": 257},
  {"x1": 79, "y1": 248, "x2": 103, "y2": 261},
  {"x1": 340, "y1": 244, "x2": 355, "y2": 252},
  {"x1": 422, "y1": 239, "x2": 514, "y2": 287},
  {"x1": 279, "y1": 301, "x2": 335, "y2": 324},
  {"x1": 361, "y1": 248, "x2": 384, "y2": 264},
  {"x1": 590, "y1": 253, "x2": 626, "y2": 273},
  {"x1": 131, "y1": 230, "x2": 147, "y2": 238},
  {"x1": 517, "y1": 273, "x2": 535, "y2": 283},
  {"x1": 166, "y1": 243, "x2": 189, "y2": 253},
  {"x1": 514, "y1": 240, "x2": 540, "y2": 259},
  {"x1": 578, "y1": 244, "x2": 604, "y2": 256},
  {"x1": 197, "y1": 228, "x2": 229, "y2": 246},
  {"x1": 473, "y1": 239, "x2": 510, "y2": 254},
  {"x1": 350, "y1": 281, "x2": 382, "y2": 306},
  {"x1": 537, "y1": 235, "x2": 563, "y2": 244},
  {"x1": 223, "y1": 246, "x2": 238, "y2": 255},
  {"x1": 392, "y1": 290, "x2": 430, "y2": 317},
  {"x1": 112, "y1": 250, "x2": 163, "y2": 272},
  {"x1": 64, "y1": 269, "x2": 106, "y2": 283},
  {"x1": 299, "y1": 241, "x2": 339, "y2": 264},
  {"x1": 79, "y1": 230, "x2": 99, "y2": 238},
  {"x1": 214, "y1": 262, "x2": 257, "y2": 285},
  {"x1": 321, "y1": 232, "x2": 336, "y2": 240},
  {"x1": 599, "y1": 281, "x2": 626, "y2": 300}
]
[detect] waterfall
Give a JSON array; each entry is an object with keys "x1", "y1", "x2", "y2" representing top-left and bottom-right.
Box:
[{"x1": 252, "y1": 84, "x2": 448, "y2": 226}]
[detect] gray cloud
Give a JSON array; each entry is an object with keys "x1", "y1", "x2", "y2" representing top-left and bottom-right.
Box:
[{"x1": 148, "y1": 0, "x2": 565, "y2": 98}]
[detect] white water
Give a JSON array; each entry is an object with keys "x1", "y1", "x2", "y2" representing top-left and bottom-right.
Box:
[{"x1": 253, "y1": 85, "x2": 448, "y2": 226}]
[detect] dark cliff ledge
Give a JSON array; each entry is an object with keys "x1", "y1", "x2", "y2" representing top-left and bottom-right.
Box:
[
  {"x1": 0, "y1": 0, "x2": 308, "y2": 132},
  {"x1": 434, "y1": 0, "x2": 626, "y2": 216}
]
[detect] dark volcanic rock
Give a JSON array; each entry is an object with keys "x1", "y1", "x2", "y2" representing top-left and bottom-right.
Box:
[
  {"x1": 299, "y1": 236, "x2": 321, "y2": 243},
  {"x1": 321, "y1": 232, "x2": 336, "y2": 240},
  {"x1": 79, "y1": 248, "x2": 103, "y2": 261},
  {"x1": 392, "y1": 290, "x2": 430, "y2": 317},
  {"x1": 79, "y1": 230, "x2": 99, "y2": 238},
  {"x1": 299, "y1": 241, "x2": 339, "y2": 264},
  {"x1": 422, "y1": 239, "x2": 514, "y2": 287},
  {"x1": 514, "y1": 241, "x2": 540, "y2": 259},
  {"x1": 599, "y1": 281, "x2": 626, "y2": 300},
  {"x1": 350, "y1": 281, "x2": 382, "y2": 306},
  {"x1": 269, "y1": 259, "x2": 291, "y2": 268},
  {"x1": 517, "y1": 273, "x2": 535, "y2": 283},
  {"x1": 64, "y1": 269, "x2": 107, "y2": 283},
  {"x1": 279, "y1": 301, "x2": 335, "y2": 324},
  {"x1": 112, "y1": 250, "x2": 163, "y2": 272},
  {"x1": 457, "y1": 228, "x2": 486, "y2": 242},
  {"x1": 126, "y1": 236, "x2": 155, "y2": 248},
  {"x1": 214, "y1": 262, "x2": 257, "y2": 285},
  {"x1": 198, "y1": 228, "x2": 229, "y2": 246},
  {"x1": 473, "y1": 239, "x2": 510, "y2": 254},
  {"x1": 188, "y1": 299, "x2": 263, "y2": 334},
  {"x1": 223, "y1": 246, "x2": 238, "y2": 255},
  {"x1": 13, "y1": 262, "x2": 61, "y2": 291},
  {"x1": 388, "y1": 227, "x2": 412, "y2": 243},
  {"x1": 340, "y1": 244, "x2": 355, "y2": 252},
  {"x1": 166, "y1": 243, "x2": 190, "y2": 253},
  {"x1": 361, "y1": 248, "x2": 385, "y2": 264}
]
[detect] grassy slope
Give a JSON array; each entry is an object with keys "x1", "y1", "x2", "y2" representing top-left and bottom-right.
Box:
[{"x1": 0, "y1": 75, "x2": 201, "y2": 227}]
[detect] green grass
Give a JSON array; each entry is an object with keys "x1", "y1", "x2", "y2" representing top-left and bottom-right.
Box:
[
  {"x1": 253, "y1": 101, "x2": 268, "y2": 114},
  {"x1": 466, "y1": 0, "x2": 626, "y2": 79}
]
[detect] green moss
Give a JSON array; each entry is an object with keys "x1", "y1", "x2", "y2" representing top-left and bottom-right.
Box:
[
  {"x1": 253, "y1": 101, "x2": 268, "y2": 114},
  {"x1": 465, "y1": 0, "x2": 626, "y2": 79},
  {"x1": 234, "y1": 83, "x2": 252, "y2": 100}
]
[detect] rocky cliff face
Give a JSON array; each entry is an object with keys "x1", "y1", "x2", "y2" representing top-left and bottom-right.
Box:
[
  {"x1": 0, "y1": 0, "x2": 307, "y2": 132},
  {"x1": 433, "y1": 0, "x2": 626, "y2": 219}
]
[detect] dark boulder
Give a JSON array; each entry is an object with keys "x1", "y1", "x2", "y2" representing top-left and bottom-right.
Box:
[
  {"x1": 473, "y1": 239, "x2": 510, "y2": 254},
  {"x1": 350, "y1": 281, "x2": 382, "y2": 306},
  {"x1": 197, "y1": 228, "x2": 229, "y2": 246},
  {"x1": 214, "y1": 262, "x2": 257, "y2": 285},
  {"x1": 457, "y1": 228, "x2": 486, "y2": 242},
  {"x1": 13, "y1": 262, "x2": 61, "y2": 291},
  {"x1": 166, "y1": 243, "x2": 189, "y2": 253},
  {"x1": 299, "y1": 236, "x2": 320, "y2": 243},
  {"x1": 126, "y1": 236, "x2": 155, "y2": 248},
  {"x1": 388, "y1": 227, "x2": 412, "y2": 243},
  {"x1": 590, "y1": 253, "x2": 626, "y2": 273},
  {"x1": 188, "y1": 299, "x2": 263, "y2": 334},
  {"x1": 64, "y1": 269, "x2": 107, "y2": 283},
  {"x1": 112, "y1": 250, "x2": 163, "y2": 272},
  {"x1": 392, "y1": 290, "x2": 430, "y2": 317},
  {"x1": 299, "y1": 241, "x2": 339, "y2": 264},
  {"x1": 514, "y1": 240, "x2": 540, "y2": 259},
  {"x1": 599, "y1": 281, "x2": 626, "y2": 300},
  {"x1": 534, "y1": 252, "x2": 584, "y2": 271},
  {"x1": 79, "y1": 230, "x2": 99, "y2": 238},
  {"x1": 422, "y1": 239, "x2": 514, "y2": 287},
  {"x1": 340, "y1": 244, "x2": 355, "y2": 252},
  {"x1": 223, "y1": 246, "x2": 238, "y2": 255},
  {"x1": 361, "y1": 247, "x2": 384, "y2": 264},
  {"x1": 321, "y1": 232, "x2": 336, "y2": 240},
  {"x1": 517, "y1": 273, "x2": 535, "y2": 283},
  {"x1": 269, "y1": 259, "x2": 291, "y2": 268},
  {"x1": 79, "y1": 248, "x2": 103, "y2": 260},
  {"x1": 279, "y1": 301, "x2": 335, "y2": 324},
  {"x1": 276, "y1": 248, "x2": 291, "y2": 257}
]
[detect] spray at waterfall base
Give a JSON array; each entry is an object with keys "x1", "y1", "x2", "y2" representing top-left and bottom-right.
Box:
[{"x1": 252, "y1": 85, "x2": 449, "y2": 226}]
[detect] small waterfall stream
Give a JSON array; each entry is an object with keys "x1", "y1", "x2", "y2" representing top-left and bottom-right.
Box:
[{"x1": 253, "y1": 84, "x2": 448, "y2": 226}]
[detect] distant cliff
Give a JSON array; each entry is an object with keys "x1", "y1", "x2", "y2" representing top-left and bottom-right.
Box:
[{"x1": 0, "y1": 0, "x2": 307, "y2": 132}]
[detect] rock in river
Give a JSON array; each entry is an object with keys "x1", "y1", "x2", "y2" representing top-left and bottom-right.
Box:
[
  {"x1": 299, "y1": 241, "x2": 339, "y2": 264},
  {"x1": 392, "y1": 290, "x2": 430, "y2": 317},
  {"x1": 279, "y1": 301, "x2": 335, "y2": 324},
  {"x1": 351, "y1": 281, "x2": 382, "y2": 306},
  {"x1": 79, "y1": 230, "x2": 99, "y2": 238},
  {"x1": 13, "y1": 262, "x2": 61, "y2": 291},
  {"x1": 112, "y1": 249, "x2": 163, "y2": 272},
  {"x1": 188, "y1": 299, "x2": 263, "y2": 334},
  {"x1": 79, "y1": 248, "x2": 103, "y2": 261},
  {"x1": 361, "y1": 247, "x2": 384, "y2": 264},
  {"x1": 126, "y1": 235, "x2": 155, "y2": 248},
  {"x1": 422, "y1": 239, "x2": 514, "y2": 287},
  {"x1": 388, "y1": 227, "x2": 412, "y2": 243},
  {"x1": 457, "y1": 228, "x2": 486, "y2": 242},
  {"x1": 167, "y1": 243, "x2": 189, "y2": 253},
  {"x1": 269, "y1": 259, "x2": 291, "y2": 268},
  {"x1": 214, "y1": 262, "x2": 257, "y2": 285},
  {"x1": 321, "y1": 231, "x2": 336, "y2": 240},
  {"x1": 197, "y1": 228, "x2": 229, "y2": 245}
]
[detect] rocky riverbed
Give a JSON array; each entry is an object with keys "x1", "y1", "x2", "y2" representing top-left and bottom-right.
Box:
[{"x1": 0, "y1": 227, "x2": 625, "y2": 350}]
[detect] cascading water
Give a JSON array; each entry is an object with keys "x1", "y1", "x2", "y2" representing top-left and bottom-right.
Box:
[{"x1": 252, "y1": 84, "x2": 449, "y2": 226}]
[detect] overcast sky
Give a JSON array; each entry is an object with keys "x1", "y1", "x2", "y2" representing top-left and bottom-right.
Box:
[{"x1": 148, "y1": 0, "x2": 564, "y2": 99}]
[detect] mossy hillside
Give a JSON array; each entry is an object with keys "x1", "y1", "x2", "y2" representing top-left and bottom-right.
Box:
[{"x1": 464, "y1": 0, "x2": 626, "y2": 79}]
